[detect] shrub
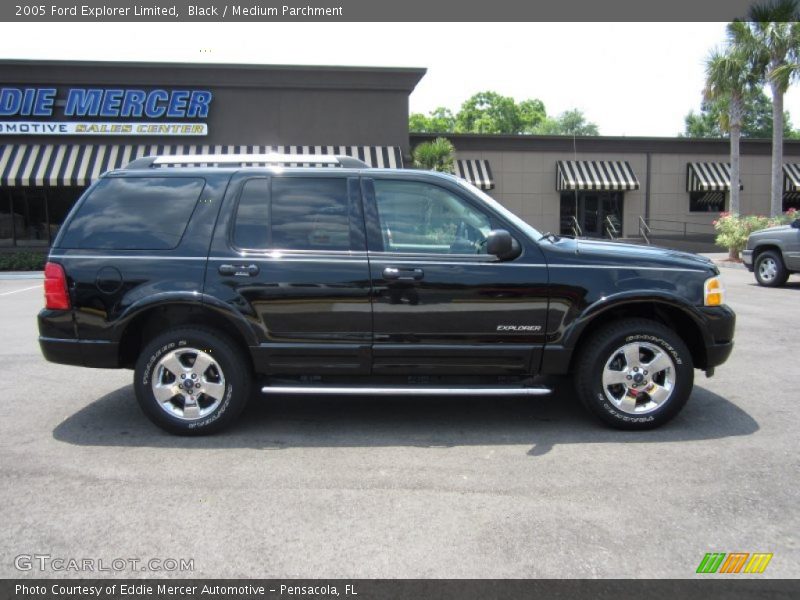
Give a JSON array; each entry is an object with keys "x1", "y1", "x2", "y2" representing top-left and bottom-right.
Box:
[
  {"x1": 412, "y1": 137, "x2": 455, "y2": 173},
  {"x1": 0, "y1": 251, "x2": 47, "y2": 271},
  {"x1": 713, "y1": 209, "x2": 798, "y2": 260}
]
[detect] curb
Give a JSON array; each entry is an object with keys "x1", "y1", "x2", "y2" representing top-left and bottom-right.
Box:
[
  {"x1": 0, "y1": 271, "x2": 44, "y2": 280},
  {"x1": 712, "y1": 260, "x2": 746, "y2": 270}
]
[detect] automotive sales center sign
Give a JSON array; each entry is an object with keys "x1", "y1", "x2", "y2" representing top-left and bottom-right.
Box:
[{"x1": 0, "y1": 87, "x2": 213, "y2": 136}]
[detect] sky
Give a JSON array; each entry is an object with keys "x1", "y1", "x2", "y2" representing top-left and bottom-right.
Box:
[{"x1": 1, "y1": 21, "x2": 799, "y2": 137}]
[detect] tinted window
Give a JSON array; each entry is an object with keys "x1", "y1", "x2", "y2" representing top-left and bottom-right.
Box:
[
  {"x1": 233, "y1": 177, "x2": 350, "y2": 251},
  {"x1": 233, "y1": 178, "x2": 269, "y2": 249},
  {"x1": 59, "y1": 177, "x2": 204, "y2": 250},
  {"x1": 374, "y1": 179, "x2": 491, "y2": 254}
]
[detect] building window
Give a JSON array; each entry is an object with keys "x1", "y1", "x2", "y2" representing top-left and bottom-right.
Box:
[
  {"x1": 783, "y1": 193, "x2": 800, "y2": 212},
  {"x1": 0, "y1": 186, "x2": 86, "y2": 248},
  {"x1": 0, "y1": 192, "x2": 12, "y2": 247},
  {"x1": 689, "y1": 191, "x2": 726, "y2": 213}
]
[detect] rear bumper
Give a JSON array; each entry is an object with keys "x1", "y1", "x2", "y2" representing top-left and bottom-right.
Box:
[
  {"x1": 39, "y1": 337, "x2": 120, "y2": 369},
  {"x1": 742, "y1": 250, "x2": 754, "y2": 271}
]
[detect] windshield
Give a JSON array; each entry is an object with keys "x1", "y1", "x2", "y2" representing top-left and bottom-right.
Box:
[{"x1": 452, "y1": 176, "x2": 543, "y2": 241}]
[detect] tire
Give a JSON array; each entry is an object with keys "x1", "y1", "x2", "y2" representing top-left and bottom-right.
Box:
[
  {"x1": 754, "y1": 250, "x2": 789, "y2": 287},
  {"x1": 574, "y1": 318, "x2": 694, "y2": 430},
  {"x1": 134, "y1": 327, "x2": 251, "y2": 435}
]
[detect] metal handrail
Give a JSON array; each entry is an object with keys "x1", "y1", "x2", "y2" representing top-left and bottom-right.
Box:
[
  {"x1": 638, "y1": 216, "x2": 651, "y2": 245},
  {"x1": 604, "y1": 215, "x2": 619, "y2": 240},
  {"x1": 570, "y1": 216, "x2": 583, "y2": 238},
  {"x1": 643, "y1": 218, "x2": 715, "y2": 237}
]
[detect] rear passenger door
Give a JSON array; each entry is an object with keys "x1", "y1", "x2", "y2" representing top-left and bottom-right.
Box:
[{"x1": 205, "y1": 172, "x2": 372, "y2": 376}]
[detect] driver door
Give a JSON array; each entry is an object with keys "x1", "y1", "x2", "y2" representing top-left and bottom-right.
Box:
[{"x1": 362, "y1": 175, "x2": 549, "y2": 376}]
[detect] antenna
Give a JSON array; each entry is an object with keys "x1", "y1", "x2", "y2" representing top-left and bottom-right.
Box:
[{"x1": 573, "y1": 132, "x2": 580, "y2": 254}]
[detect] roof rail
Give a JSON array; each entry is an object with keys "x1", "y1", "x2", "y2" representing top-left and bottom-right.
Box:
[{"x1": 124, "y1": 153, "x2": 370, "y2": 169}]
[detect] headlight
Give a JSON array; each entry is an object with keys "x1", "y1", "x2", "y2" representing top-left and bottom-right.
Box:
[{"x1": 704, "y1": 276, "x2": 725, "y2": 306}]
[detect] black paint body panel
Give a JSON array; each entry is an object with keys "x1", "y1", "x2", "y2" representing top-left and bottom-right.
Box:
[{"x1": 38, "y1": 166, "x2": 735, "y2": 380}]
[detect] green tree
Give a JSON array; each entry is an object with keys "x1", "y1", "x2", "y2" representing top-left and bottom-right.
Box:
[
  {"x1": 683, "y1": 89, "x2": 797, "y2": 138},
  {"x1": 729, "y1": 0, "x2": 800, "y2": 215},
  {"x1": 534, "y1": 109, "x2": 599, "y2": 136},
  {"x1": 412, "y1": 137, "x2": 455, "y2": 172},
  {"x1": 704, "y1": 46, "x2": 758, "y2": 215},
  {"x1": 409, "y1": 107, "x2": 456, "y2": 133},
  {"x1": 408, "y1": 92, "x2": 598, "y2": 136},
  {"x1": 517, "y1": 98, "x2": 548, "y2": 133},
  {"x1": 454, "y1": 91, "x2": 522, "y2": 134}
]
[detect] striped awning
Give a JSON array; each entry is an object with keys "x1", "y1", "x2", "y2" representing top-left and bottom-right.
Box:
[
  {"x1": 556, "y1": 160, "x2": 639, "y2": 191},
  {"x1": 687, "y1": 162, "x2": 743, "y2": 192},
  {"x1": 783, "y1": 163, "x2": 800, "y2": 193},
  {"x1": 0, "y1": 144, "x2": 404, "y2": 187},
  {"x1": 453, "y1": 159, "x2": 494, "y2": 190}
]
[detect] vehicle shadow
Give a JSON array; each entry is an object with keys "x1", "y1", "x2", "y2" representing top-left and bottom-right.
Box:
[
  {"x1": 746, "y1": 280, "x2": 800, "y2": 290},
  {"x1": 52, "y1": 378, "x2": 759, "y2": 455}
]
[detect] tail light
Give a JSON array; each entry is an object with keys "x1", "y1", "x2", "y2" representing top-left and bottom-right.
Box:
[{"x1": 44, "y1": 262, "x2": 71, "y2": 310}]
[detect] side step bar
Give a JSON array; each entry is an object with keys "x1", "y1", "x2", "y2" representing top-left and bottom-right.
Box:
[{"x1": 261, "y1": 385, "x2": 552, "y2": 396}]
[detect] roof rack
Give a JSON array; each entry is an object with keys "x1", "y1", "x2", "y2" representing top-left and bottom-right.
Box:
[{"x1": 124, "y1": 153, "x2": 370, "y2": 169}]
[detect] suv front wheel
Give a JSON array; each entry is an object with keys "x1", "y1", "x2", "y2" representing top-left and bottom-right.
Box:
[
  {"x1": 574, "y1": 319, "x2": 694, "y2": 430},
  {"x1": 134, "y1": 327, "x2": 251, "y2": 435}
]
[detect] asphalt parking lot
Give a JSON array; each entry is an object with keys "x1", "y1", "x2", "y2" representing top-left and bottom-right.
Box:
[{"x1": 0, "y1": 264, "x2": 798, "y2": 579}]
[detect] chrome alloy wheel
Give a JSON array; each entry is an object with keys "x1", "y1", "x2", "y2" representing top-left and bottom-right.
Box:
[
  {"x1": 758, "y1": 256, "x2": 778, "y2": 282},
  {"x1": 151, "y1": 347, "x2": 226, "y2": 421},
  {"x1": 601, "y1": 341, "x2": 676, "y2": 414}
]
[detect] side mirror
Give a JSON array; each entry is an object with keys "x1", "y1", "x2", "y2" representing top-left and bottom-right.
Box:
[
  {"x1": 792, "y1": 218, "x2": 800, "y2": 229},
  {"x1": 486, "y1": 229, "x2": 520, "y2": 261}
]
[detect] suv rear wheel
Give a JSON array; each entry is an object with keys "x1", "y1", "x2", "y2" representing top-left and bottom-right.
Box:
[
  {"x1": 754, "y1": 250, "x2": 789, "y2": 287},
  {"x1": 134, "y1": 327, "x2": 251, "y2": 435},
  {"x1": 574, "y1": 319, "x2": 694, "y2": 430}
]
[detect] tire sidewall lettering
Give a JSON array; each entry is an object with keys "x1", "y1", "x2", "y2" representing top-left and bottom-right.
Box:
[{"x1": 593, "y1": 331, "x2": 686, "y2": 422}]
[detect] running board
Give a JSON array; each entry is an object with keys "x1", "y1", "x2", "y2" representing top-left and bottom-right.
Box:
[{"x1": 261, "y1": 385, "x2": 552, "y2": 396}]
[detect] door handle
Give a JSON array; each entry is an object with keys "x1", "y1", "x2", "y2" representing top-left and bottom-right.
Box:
[
  {"x1": 383, "y1": 267, "x2": 424, "y2": 281},
  {"x1": 218, "y1": 264, "x2": 260, "y2": 277}
]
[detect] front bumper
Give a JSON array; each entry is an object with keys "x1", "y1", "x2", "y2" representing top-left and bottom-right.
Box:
[
  {"x1": 742, "y1": 249, "x2": 754, "y2": 271},
  {"x1": 698, "y1": 305, "x2": 736, "y2": 368}
]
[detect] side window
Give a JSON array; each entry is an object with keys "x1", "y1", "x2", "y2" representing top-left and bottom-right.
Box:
[
  {"x1": 271, "y1": 178, "x2": 350, "y2": 251},
  {"x1": 373, "y1": 179, "x2": 492, "y2": 254},
  {"x1": 233, "y1": 178, "x2": 269, "y2": 249},
  {"x1": 59, "y1": 177, "x2": 204, "y2": 250},
  {"x1": 233, "y1": 177, "x2": 351, "y2": 251}
]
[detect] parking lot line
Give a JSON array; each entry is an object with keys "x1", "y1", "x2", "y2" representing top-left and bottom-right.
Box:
[{"x1": 0, "y1": 284, "x2": 42, "y2": 296}]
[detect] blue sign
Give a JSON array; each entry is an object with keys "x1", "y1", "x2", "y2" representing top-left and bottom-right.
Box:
[{"x1": 0, "y1": 87, "x2": 213, "y2": 119}]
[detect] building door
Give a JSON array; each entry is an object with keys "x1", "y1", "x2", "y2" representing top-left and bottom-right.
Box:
[{"x1": 560, "y1": 191, "x2": 624, "y2": 238}]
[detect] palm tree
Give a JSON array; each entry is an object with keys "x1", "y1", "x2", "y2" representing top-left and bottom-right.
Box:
[
  {"x1": 412, "y1": 137, "x2": 455, "y2": 173},
  {"x1": 704, "y1": 46, "x2": 756, "y2": 215},
  {"x1": 729, "y1": 1, "x2": 800, "y2": 216}
]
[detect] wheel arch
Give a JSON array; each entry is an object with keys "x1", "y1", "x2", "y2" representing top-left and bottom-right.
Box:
[
  {"x1": 565, "y1": 297, "x2": 710, "y2": 372},
  {"x1": 114, "y1": 295, "x2": 257, "y2": 370},
  {"x1": 752, "y1": 244, "x2": 785, "y2": 264}
]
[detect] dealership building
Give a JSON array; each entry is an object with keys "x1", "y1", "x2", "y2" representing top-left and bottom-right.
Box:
[{"x1": 2, "y1": 59, "x2": 799, "y2": 250}]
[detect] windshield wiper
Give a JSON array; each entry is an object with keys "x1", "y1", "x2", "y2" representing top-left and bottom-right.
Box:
[{"x1": 538, "y1": 232, "x2": 561, "y2": 242}]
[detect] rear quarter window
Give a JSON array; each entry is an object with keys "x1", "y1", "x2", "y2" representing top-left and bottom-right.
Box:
[{"x1": 58, "y1": 176, "x2": 205, "y2": 250}]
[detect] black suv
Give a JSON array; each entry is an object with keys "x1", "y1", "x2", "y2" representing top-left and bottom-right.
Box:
[{"x1": 38, "y1": 154, "x2": 735, "y2": 434}]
